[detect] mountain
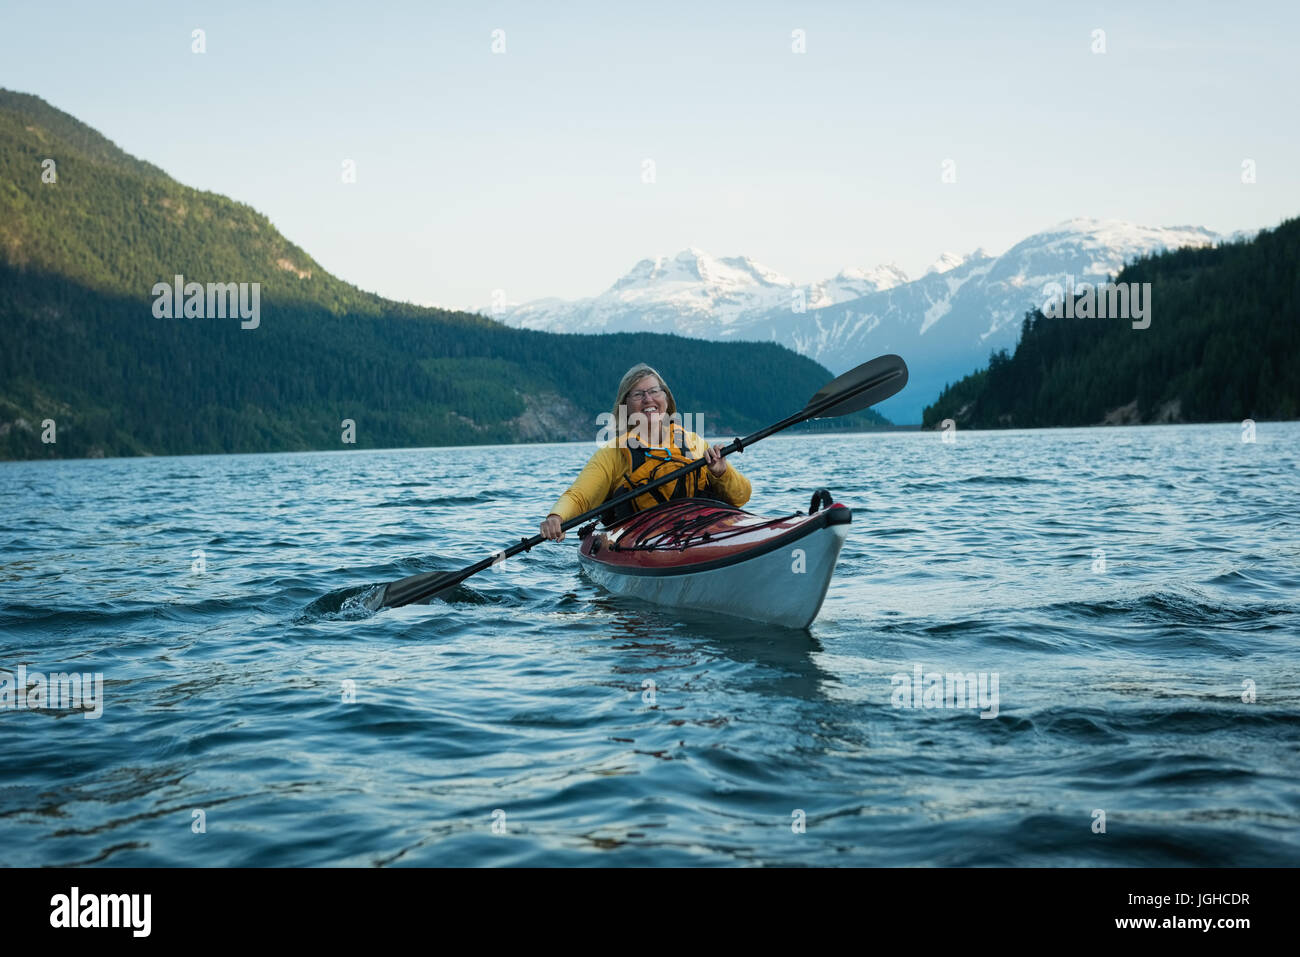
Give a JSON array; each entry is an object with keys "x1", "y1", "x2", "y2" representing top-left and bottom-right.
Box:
[
  {"x1": 921, "y1": 218, "x2": 1300, "y2": 428},
  {"x1": 925, "y1": 251, "x2": 971, "y2": 275},
  {"x1": 496, "y1": 221, "x2": 1223, "y2": 422},
  {"x1": 503, "y1": 248, "x2": 794, "y2": 336},
  {"x1": 500, "y1": 248, "x2": 909, "y2": 336},
  {"x1": 0, "y1": 90, "x2": 886, "y2": 461},
  {"x1": 807, "y1": 263, "x2": 911, "y2": 310}
]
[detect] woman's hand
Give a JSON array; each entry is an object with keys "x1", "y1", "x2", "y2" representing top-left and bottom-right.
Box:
[
  {"x1": 540, "y1": 514, "x2": 565, "y2": 541},
  {"x1": 703, "y1": 443, "x2": 729, "y2": 476}
]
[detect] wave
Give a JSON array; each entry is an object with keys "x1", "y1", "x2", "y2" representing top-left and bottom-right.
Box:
[
  {"x1": 1049, "y1": 588, "x2": 1297, "y2": 626},
  {"x1": 372, "y1": 493, "x2": 494, "y2": 509},
  {"x1": 901, "y1": 475, "x2": 1058, "y2": 491}
]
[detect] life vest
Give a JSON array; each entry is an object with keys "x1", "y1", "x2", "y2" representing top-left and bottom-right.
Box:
[{"x1": 600, "y1": 422, "x2": 711, "y2": 525}]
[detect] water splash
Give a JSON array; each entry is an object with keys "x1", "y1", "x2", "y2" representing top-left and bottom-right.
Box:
[{"x1": 296, "y1": 583, "x2": 385, "y2": 623}]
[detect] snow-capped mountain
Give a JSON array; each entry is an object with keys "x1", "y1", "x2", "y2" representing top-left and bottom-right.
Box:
[
  {"x1": 494, "y1": 220, "x2": 1222, "y2": 422},
  {"x1": 925, "y1": 251, "x2": 972, "y2": 275},
  {"x1": 501, "y1": 248, "x2": 797, "y2": 337},
  {"x1": 806, "y1": 263, "x2": 910, "y2": 310},
  {"x1": 500, "y1": 248, "x2": 910, "y2": 337}
]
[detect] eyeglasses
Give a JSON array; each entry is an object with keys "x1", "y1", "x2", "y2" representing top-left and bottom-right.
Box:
[{"x1": 627, "y1": 386, "x2": 666, "y2": 402}]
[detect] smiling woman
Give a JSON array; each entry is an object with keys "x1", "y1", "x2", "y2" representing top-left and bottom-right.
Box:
[{"x1": 538, "y1": 363, "x2": 751, "y2": 541}]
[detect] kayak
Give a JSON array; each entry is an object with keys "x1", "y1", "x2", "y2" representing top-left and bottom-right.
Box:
[{"x1": 576, "y1": 493, "x2": 851, "y2": 629}]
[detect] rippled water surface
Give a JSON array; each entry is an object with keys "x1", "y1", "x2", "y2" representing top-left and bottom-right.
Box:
[{"x1": 2, "y1": 425, "x2": 1298, "y2": 866}]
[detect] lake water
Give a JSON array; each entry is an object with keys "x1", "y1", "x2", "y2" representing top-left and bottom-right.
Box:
[{"x1": 2, "y1": 425, "x2": 1297, "y2": 866}]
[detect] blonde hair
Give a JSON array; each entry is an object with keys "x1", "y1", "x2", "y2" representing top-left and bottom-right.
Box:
[{"x1": 611, "y1": 363, "x2": 678, "y2": 422}]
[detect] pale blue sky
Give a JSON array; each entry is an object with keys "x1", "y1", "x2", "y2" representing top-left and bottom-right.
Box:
[{"x1": 4, "y1": 0, "x2": 1297, "y2": 310}]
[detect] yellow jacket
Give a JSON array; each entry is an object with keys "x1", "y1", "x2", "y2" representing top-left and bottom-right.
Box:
[{"x1": 548, "y1": 431, "x2": 752, "y2": 522}]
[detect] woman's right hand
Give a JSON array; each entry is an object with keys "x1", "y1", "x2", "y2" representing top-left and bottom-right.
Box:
[{"x1": 540, "y1": 514, "x2": 565, "y2": 541}]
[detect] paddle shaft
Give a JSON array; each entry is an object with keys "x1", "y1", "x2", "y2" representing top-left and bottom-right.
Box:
[{"x1": 379, "y1": 359, "x2": 904, "y2": 607}]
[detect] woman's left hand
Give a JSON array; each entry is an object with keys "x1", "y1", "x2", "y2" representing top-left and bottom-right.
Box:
[{"x1": 703, "y1": 443, "x2": 728, "y2": 476}]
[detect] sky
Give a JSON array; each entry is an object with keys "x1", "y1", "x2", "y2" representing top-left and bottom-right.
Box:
[{"x1": 3, "y1": 0, "x2": 1298, "y2": 311}]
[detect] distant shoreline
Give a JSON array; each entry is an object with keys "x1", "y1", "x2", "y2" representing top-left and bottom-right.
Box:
[{"x1": 9, "y1": 419, "x2": 1299, "y2": 465}]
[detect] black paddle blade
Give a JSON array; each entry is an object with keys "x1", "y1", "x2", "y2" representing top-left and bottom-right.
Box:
[
  {"x1": 380, "y1": 568, "x2": 466, "y2": 609},
  {"x1": 803, "y1": 354, "x2": 908, "y2": 418}
]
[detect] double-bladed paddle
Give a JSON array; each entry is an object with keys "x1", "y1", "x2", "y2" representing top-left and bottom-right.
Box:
[{"x1": 377, "y1": 353, "x2": 908, "y2": 609}]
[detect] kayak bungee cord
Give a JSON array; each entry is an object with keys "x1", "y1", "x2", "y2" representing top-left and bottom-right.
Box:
[{"x1": 597, "y1": 502, "x2": 800, "y2": 553}]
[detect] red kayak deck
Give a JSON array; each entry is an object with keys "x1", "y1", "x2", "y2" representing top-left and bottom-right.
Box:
[{"x1": 579, "y1": 499, "x2": 852, "y2": 575}]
